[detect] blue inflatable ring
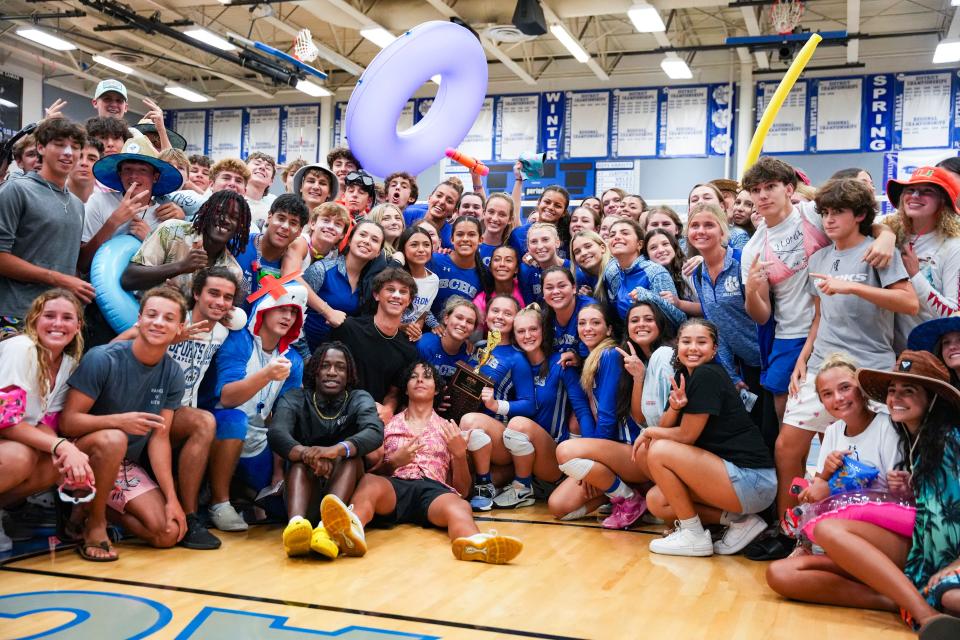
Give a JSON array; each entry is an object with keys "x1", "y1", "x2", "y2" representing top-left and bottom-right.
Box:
[
  {"x1": 345, "y1": 21, "x2": 488, "y2": 177},
  {"x1": 90, "y1": 234, "x2": 142, "y2": 333}
]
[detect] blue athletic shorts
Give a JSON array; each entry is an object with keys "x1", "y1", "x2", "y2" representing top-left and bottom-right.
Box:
[{"x1": 760, "y1": 337, "x2": 805, "y2": 395}]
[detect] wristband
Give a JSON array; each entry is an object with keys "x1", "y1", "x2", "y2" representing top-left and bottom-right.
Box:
[
  {"x1": 339, "y1": 441, "x2": 352, "y2": 458},
  {"x1": 51, "y1": 437, "x2": 67, "y2": 456},
  {"x1": 496, "y1": 400, "x2": 510, "y2": 417}
]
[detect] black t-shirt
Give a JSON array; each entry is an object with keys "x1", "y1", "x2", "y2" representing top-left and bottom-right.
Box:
[
  {"x1": 678, "y1": 362, "x2": 774, "y2": 469},
  {"x1": 331, "y1": 316, "x2": 418, "y2": 403}
]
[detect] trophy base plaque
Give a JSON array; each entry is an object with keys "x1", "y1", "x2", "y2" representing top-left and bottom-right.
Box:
[{"x1": 441, "y1": 361, "x2": 494, "y2": 422}]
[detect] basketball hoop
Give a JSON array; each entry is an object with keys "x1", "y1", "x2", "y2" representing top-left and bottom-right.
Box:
[
  {"x1": 770, "y1": 0, "x2": 804, "y2": 35},
  {"x1": 293, "y1": 28, "x2": 319, "y2": 63}
]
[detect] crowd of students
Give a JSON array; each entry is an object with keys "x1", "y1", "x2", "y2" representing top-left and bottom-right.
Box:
[{"x1": 1, "y1": 77, "x2": 960, "y2": 635}]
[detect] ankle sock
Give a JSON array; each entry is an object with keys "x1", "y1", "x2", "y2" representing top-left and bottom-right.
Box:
[
  {"x1": 679, "y1": 515, "x2": 704, "y2": 535},
  {"x1": 289, "y1": 515, "x2": 305, "y2": 525},
  {"x1": 514, "y1": 475, "x2": 532, "y2": 489},
  {"x1": 560, "y1": 505, "x2": 589, "y2": 521},
  {"x1": 210, "y1": 501, "x2": 229, "y2": 512},
  {"x1": 475, "y1": 473, "x2": 492, "y2": 485},
  {"x1": 719, "y1": 511, "x2": 745, "y2": 526},
  {"x1": 604, "y1": 477, "x2": 635, "y2": 500}
]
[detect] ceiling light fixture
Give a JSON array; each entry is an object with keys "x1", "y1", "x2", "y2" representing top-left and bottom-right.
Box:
[
  {"x1": 15, "y1": 28, "x2": 77, "y2": 51},
  {"x1": 660, "y1": 56, "x2": 693, "y2": 79},
  {"x1": 295, "y1": 79, "x2": 332, "y2": 97},
  {"x1": 184, "y1": 28, "x2": 237, "y2": 51},
  {"x1": 360, "y1": 27, "x2": 397, "y2": 49},
  {"x1": 92, "y1": 54, "x2": 134, "y2": 74},
  {"x1": 549, "y1": 23, "x2": 589, "y2": 63},
  {"x1": 933, "y1": 40, "x2": 960, "y2": 64},
  {"x1": 164, "y1": 85, "x2": 211, "y2": 103},
  {"x1": 628, "y1": 3, "x2": 666, "y2": 33}
]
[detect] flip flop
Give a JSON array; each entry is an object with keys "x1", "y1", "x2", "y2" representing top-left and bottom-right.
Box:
[
  {"x1": 919, "y1": 614, "x2": 960, "y2": 640},
  {"x1": 76, "y1": 540, "x2": 118, "y2": 562}
]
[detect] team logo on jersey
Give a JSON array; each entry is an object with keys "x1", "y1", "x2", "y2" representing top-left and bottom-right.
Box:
[{"x1": 723, "y1": 275, "x2": 739, "y2": 293}]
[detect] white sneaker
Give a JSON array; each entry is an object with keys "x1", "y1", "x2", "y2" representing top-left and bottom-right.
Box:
[
  {"x1": 713, "y1": 514, "x2": 768, "y2": 555},
  {"x1": 320, "y1": 494, "x2": 366, "y2": 557},
  {"x1": 0, "y1": 511, "x2": 12, "y2": 552},
  {"x1": 649, "y1": 526, "x2": 713, "y2": 557},
  {"x1": 208, "y1": 502, "x2": 249, "y2": 532}
]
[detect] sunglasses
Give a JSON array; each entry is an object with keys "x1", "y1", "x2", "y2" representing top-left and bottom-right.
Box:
[
  {"x1": 58, "y1": 480, "x2": 96, "y2": 505},
  {"x1": 345, "y1": 171, "x2": 374, "y2": 188}
]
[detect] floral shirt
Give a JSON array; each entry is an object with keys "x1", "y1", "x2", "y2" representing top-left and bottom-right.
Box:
[{"x1": 383, "y1": 410, "x2": 455, "y2": 491}]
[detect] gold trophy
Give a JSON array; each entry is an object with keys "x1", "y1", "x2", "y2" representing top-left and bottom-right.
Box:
[{"x1": 443, "y1": 330, "x2": 501, "y2": 421}]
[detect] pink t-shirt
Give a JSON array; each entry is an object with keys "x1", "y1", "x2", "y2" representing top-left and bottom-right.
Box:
[
  {"x1": 383, "y1": 410, "x2": 456, "y2": 491},
  {"x1": 472, "y1": 282, "x2": 525, "y2": 333}
]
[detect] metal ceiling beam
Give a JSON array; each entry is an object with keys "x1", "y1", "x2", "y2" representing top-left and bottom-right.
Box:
[
  {"x1": 421, "y1": 0, "x2": 536, "y2": 85},
  {"x1": 739, "y1": 5, "x2": 770, "y2": 69},
  {"x1": 261, "y1": 15, "x2": 364, "y2": 76}
]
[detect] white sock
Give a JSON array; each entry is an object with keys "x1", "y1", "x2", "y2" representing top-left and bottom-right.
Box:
[
  {"x1": 210, "y1": 501, "x2": 230, "y2": 512},
  {"x1": 560, "y1": 506, "x2": 589, "y2": 521},
  {"x1": 604, "y1": 478, "x2": 635, "y2": 500},
  {"x1": 679, "y1": 515, "x2": 704, "y2": 535},
  {"x1": 288, "y1": 515, "x2": 305, "y2": 525}
]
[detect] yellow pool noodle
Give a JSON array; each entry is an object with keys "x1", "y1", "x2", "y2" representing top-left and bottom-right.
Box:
[{"x1": 742, "y1": 33, "x2": 823, "y2": 177}]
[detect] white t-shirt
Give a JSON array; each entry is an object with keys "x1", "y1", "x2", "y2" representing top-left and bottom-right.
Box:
[
  {"x1": 402, "y1": 270, "x2": 440, "y2": 324},
  {"x1": 246, "y1": 193, "x2": 277, "y2": 231},
  {"x1": 83, "y1": 190, "x2": 161, "y2": 242},
  {"x1": 740, "y1": 201, "x2": 825, "y2": 339},
  {"x1": 641, "y1": 345, "x2": 674, "y2": 428},
  {"x1": 893, "y1": 230, "x2": 960, "y2": 350},
  {"x1": 0, "y1": 334, "x2": 77, "y2": 426},
  {"x1": 817, "y1": 412, "x2": 902, "y2": 491},
  {"x1": 164, "y1": 311, "x2": 229, "y2": 408}
]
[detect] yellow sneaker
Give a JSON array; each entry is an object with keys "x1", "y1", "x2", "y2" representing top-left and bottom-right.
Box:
[
  {"x1": 282, "y1": 518, "x2": 312, "y2": 557},
  {"x1": 320, "y1": 494, "x2": 367, "y2": 557},
  {"x1": 451, "y1": 531, "x2": 523, "y2": 564},
  {"x1": 310, "y1": 525, "x2": 339, "y2": 559}
]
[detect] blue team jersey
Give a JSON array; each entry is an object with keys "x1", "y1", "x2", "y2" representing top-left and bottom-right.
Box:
[
  {"x1": 301, "y1": 256, "x2": 360, "y2": 351},
  {"x1": 232, "y1": 234, "x2": 283, "y2": 313},
  {"x1": 402, "y1": 204, "x2": 428, "y2": 228},
  {"x1": 438, "y1": 223, "x2": 454, "y2": 250},
  {"x1": 530, "y1": 352, "x2": 595, "y2": 442},
  {"x1": 428, "y1": 253, "x2": 483, "y2": 316},
  {"x1": 575, "y1": 267, "x2": 598, "y2": 294},
  {"x1": 470, "y1": 344, "x2": 535, "y2": 419},
  {"x1": 583, "y1": 348, "x2": 641, "y2": 443},
  {"x1": 478, "y1": 242, "x2": 499, "y2": 267},
  {"x1": 416, "y1": 332, "x2": 469, "y2": 384},
  {"x1": 518, "y1": 259, "x2": 570, "y2": 307},
  {"x1": 551, "y1": 294, "x2": 594, "y2": 356}
]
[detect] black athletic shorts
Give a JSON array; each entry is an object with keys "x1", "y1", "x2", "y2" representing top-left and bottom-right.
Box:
[{"x1": 380, "y1": 477, "x2": 456, "y2": 528}]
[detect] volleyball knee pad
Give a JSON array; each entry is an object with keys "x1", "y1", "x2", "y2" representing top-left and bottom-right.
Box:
[
  {"x1": 558, "y1": 457, "x2": 594, "y2": 481},
  {"x1": 502, "y1": 428, "x2": 535, "y2": 456},
  {"x1": 464, "y1": 429, "x2": 491, "y2": 451}
]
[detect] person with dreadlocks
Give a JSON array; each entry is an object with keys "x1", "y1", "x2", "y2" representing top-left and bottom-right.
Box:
[
  {"x1": 121, "y1": 190, "x2": 249, "y2": 299},
  {"x1": 269, "y1": 341, "x2": 383, "y2": 558}
]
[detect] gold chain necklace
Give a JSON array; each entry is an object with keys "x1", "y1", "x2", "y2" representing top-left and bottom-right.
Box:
[{"x1": 311, "y1": 390, "x2": 349, "y2": 420}]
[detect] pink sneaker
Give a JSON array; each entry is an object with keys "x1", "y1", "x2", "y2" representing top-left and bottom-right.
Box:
[{"x1": 601, "y1": 493, "x2": 646, "y2": 529}]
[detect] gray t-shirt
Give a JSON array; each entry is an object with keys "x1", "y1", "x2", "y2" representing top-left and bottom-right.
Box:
[
  {"x1": 807, "y1": 236, "x2": 909, "y2": 371},
  {"x1": 0, "y1": 172, "x2": 84, "y2": 318},
  {"x1": 67, "y1": 341, "x2": 185, "y2": 461}
]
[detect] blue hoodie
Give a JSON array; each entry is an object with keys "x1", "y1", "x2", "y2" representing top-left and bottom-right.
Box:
[{"x1": 603, "y1": 256, "x2": 686, "y2": 327}]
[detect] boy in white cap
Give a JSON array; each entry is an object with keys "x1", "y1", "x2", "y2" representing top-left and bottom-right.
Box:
[{"x1": 92, "y1": 79, "x2": 128, "y2": 120}]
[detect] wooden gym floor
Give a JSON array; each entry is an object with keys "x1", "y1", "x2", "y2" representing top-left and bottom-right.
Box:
[{"x1": 0, "y1": 505, "x2": 913, "y2": 639}]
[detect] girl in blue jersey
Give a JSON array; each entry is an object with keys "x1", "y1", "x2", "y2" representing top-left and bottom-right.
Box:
[
  {"x1": 302, "y1": 220, "x2": 385, "y2": 351},
  {"x1": 422, "y1": 179, "x2": 462, "y2": 249},
  {"x1": 473, "y1": 245, "x2": 523, "y2": 331},
  {"x1": 569, "y1": 206, "x2": 600, "y2": 237},
  {"x1": 508, "y1": 185, "x2": 572, "y2": 261},
  {"x1": 571, "y1": 231, "x2": 611, "y2": 301},
  {"x1": 549, "y1": 304, "x2": 650, "y2": 529},
  {"x1": 478, "y1": 193, "x2": 516, "y2": 267},
  {"x1": 493, "y1": 305, "x2": 594, "y2": 509},
  {"x1": 518, "y1": 223, "x2": 568, "y2": 305},
  {"x1": 541, "y1": 267, "x2": 593, "y2": 364},
  {"x1": 416, "y1": 296, "x2": 478, "y2": 386},
  {"x1": 645, "y1": 229, "x2": 701, "y2": 317},
  {"x1": 428, "y1": 216, "x2": 485, "y2": 318},
  {"x1": 456, "y1": 191, "x2": 485, "y2": 219},
  {"x1": 603, "y1": 218, "x2": 685, "y2": 327},
  {"x1": 458, "y1": 294, "x2": 536, "y2": 510}
]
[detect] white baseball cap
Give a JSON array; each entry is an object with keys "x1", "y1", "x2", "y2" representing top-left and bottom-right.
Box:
[{"x1": 94, "y1": 79, "x2": 128, "y2": 100}]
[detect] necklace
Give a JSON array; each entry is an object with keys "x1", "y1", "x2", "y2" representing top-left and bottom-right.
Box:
[
  {"x1": 42, "y1": 176, "x2": 70, "y2": 217},
  {"x1": 311, "y1": 390, "x2": 348, "y2": 420},
  {"x1": 374, "y1": 317, "x2": 399, "y2": 339}
]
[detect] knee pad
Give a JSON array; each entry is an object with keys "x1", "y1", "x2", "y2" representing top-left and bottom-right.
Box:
[
  {"x1": 558, "y1": 457, "x2": 594, "y2": 481},
  {"x1": 464, "y1": 429, "x2": 491, "y2": 452},
  {"x1": 502, "y1": 428, "x2": 535, "y2": 456}
]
